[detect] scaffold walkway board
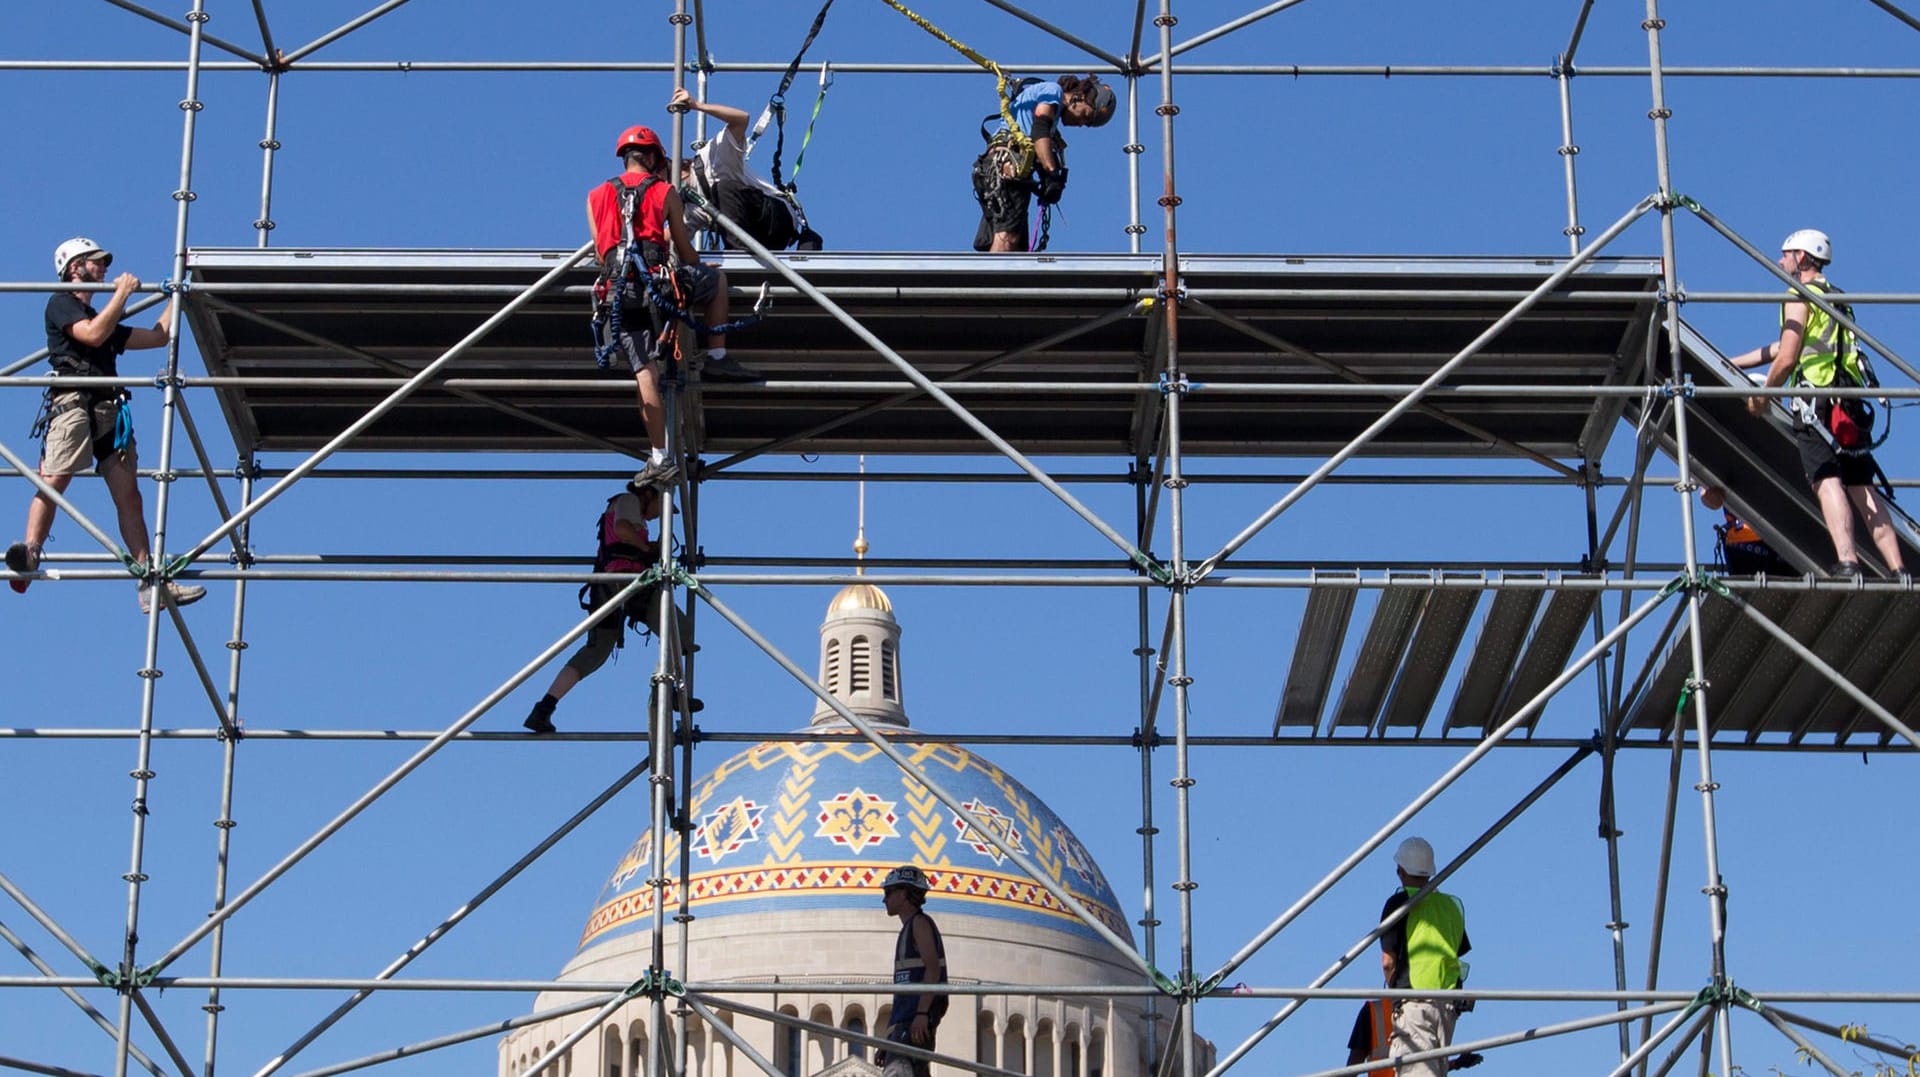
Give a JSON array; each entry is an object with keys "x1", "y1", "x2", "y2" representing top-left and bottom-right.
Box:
[
  {"x1": 1272, "y1": 578, "x2": 1914, "y2": 745},
  {"x1": 184, "y1": 249, "x2": 1661, "y2": 457},
  {"x1": 1619, "y1": 587, "x2": 1920, "y2": 745}
]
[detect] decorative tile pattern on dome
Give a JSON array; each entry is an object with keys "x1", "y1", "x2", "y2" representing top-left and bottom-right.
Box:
[
  {"x1": 579, "y1": 861, "x2": 1131, "y2": 948},
  {"x1": 582, "y1": 735, "x2": 1134, "y2": 951},
  {"x1": 692, "y1": 796, "x2": 766, "y2": 864},
  {"x1": 953, "y1": 800, "x2": 1024, "y2": 864},
  {"x1": 814, "y1": 788, "x2": 899, "y2": 852}
]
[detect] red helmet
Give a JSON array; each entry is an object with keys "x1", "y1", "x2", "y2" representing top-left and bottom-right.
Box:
[{"x1": 616, "y1": 125, "x2": 662, "y2": 157}]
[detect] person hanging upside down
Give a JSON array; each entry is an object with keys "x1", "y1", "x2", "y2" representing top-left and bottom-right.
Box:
[
  {"x1": 671, "y1": 88, "x2": 824, "y2": 252},
  {"x1": 972, "y1": 74, "x2": 1115, "y2": 253}
]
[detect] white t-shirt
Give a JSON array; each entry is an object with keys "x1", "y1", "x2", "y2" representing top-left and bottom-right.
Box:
[
  {"x1": 685, "y1": 125, "x2": 796, "y2": 232},
  {"x1": 608, "y1": 492, "x2": 652, "y2": 544}
]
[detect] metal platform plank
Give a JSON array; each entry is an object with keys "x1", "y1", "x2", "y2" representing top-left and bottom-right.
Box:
[
  {"x1": 1621, "y1": 594, "x2": 1741, "y2": 736},
  {"x1": 1329, "y1": 588, "x2": 1430, "y2": 732},
  {"x1": 1756, "y1": 593, "x2": 1892, "y2": 739},
  {"x1": 1799, "y1": 593, "x2": 1920, "y2": 742},
  {"x1": 1491, "y1": 588, "x2": 1601, "y2": 734},
  {"x1": 1442, "y1": 587, "x2": 1544, "y2": 733},
  {"x1": 1378, "y1": 586, "x2": 1483, "y2": 733},
  {"x1": 1706, "y1": 590, "x2": 1839, "y2": 740},
  {"x1": 1272, "y1": 586, "x2": 1357, "y2": 734}
]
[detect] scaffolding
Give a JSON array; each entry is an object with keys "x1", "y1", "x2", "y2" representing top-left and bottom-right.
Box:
[{"x1": 2, "y1": 3, "x2": 1918, "y2": 1077}]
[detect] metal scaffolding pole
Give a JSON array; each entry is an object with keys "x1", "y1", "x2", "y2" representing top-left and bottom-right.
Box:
[
  {"x1": 281, "y1": 993, "x2": 621, "y2": 1077},
  {"x1": 0, "y1": 920, "x2": 167, "y2": 1077},
  {"x1": 199, "y1": 461, "x2": 253, "y2": 1077}
]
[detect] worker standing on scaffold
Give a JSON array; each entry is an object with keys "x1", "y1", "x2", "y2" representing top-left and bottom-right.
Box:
[
  {"x1": 586, "y1": 125, "x2": 761, "y2": 490},
  {"x1": 671, "y1": 88, "x2": 824, "y2": 252},
  {"x1": 6, "y1": 237, "x2": 205, "y2": 614},
  {"x1": 972, "y1": 75, "x2": 1114, "y2": 253}
]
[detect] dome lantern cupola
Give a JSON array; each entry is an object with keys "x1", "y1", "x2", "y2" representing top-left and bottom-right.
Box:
[{"x1": 811, "y1": 582, "x2": 906, "y2": 727}]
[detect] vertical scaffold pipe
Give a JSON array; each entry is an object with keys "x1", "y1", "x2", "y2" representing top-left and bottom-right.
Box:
[
  {"x1": 1132, "y1": 471, "x2": 1161, "y2": 1077},
  {"x1": 1555, "y1": 54, "x2": 1585, "y2": 255},
  {"x1": 118, "y1": 4, "x2": 208, "y2": 1075},
  {"x1": 1639, "y1": 1, "x2": 1736, "y2": 1072},
  {"x1": 255, "y1": 70, "x2": 281, "y2": 248},
  {"x1": 1152, "y1": 4, "x2": 1197, "y2": 1077},
  {"x1": 201, "y1": 461, "x2": 254, "y2": 1077}
]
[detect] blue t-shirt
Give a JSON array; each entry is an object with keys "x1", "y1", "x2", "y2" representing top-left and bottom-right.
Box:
[{"x1": 995, "y1": 79, "x2": 1062, "y2": 139}]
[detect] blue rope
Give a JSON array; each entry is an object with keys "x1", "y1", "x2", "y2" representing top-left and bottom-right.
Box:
[{"x1": 112, "y1": 396, "x2": 134, "y2": 451}]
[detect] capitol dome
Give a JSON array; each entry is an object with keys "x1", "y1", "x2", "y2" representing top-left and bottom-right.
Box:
[{"x1": 502, "y1": 582, "x2": 1207, "y2": 1077}]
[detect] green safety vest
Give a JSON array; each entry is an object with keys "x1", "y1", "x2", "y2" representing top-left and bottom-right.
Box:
[
  {"x1": 1781, "y1": 279, "x2": 1863, "y2": 388},
  {"x1": 1402, "y1": 886, "x2": 1467, "y2": 992}
]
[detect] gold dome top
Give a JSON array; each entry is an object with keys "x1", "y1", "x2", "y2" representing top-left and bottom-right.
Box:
[{"x1": 827, "y1": 582, "x2": 893, "y2": 615}]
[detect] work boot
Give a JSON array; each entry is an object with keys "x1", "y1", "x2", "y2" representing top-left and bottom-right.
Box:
[
  {"x1": 523, "y1": 696, "x2": 558, "y2": 735},
  {"x1": 697, "y1": 352, "x2": 762, "y2": 383},
  {"x1": 137, "y1": 578, "x2": 208, "y2": 615},
  {"x1": 6, "y1": 542, "x2": 39, "y2": 594},
  {"x1": 650, "y1": 684, "x2": 705, "y2": 715},
  {"x1": 631, "y1": 456, "x2": 680, "y2": 490}
]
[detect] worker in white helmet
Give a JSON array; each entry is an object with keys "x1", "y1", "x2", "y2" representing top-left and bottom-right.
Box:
[
  {"x1": 1729, "y1": 230, "x2": 1905, "y2": 577},
  {"x1": 1378, "y1": 837, "x2": 1471, "y2": 1077},
  {"x1": 5, "y1": 237, "x2": 205, "y2": 614}
]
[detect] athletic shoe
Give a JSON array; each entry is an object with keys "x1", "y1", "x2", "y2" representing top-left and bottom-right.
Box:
[
  {"x1": 631, "y1": 457, "x2": 680, "y2": 490},
  {"x1": 1830, "y1": 560, "x2": 1863, "y2": 579},
  {"x1": 6, "y1": 542, "x2": 37, "y2": 594},
  {"x1": 137, "y1": 578, "x2": 208, "y2": 614},
  {"x1": 698, "y1": 353, "x2": 763, "y2": 383},
  {"x1": 524, "y1": 697, "x2": 558, "y2": 735}
]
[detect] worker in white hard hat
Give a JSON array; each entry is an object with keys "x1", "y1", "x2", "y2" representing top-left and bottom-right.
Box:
[
  {"x1": 876, "y1": 864, "x2": 947, "y2": 1077},
  {"x1": 1729, "y1": 229, "x2": 1905, "y2": 578},
  {"x1": 1377, "y1": 837, "x2": 1471, "y2": 1077},
  {"x1": 5, "y1": 238, "x2": 205, "y2": 614}
]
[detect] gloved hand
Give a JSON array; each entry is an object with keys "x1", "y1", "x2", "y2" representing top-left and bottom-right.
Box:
[{"x1": 1035, "y1": 165, "x2": 1068, "y2": 206}]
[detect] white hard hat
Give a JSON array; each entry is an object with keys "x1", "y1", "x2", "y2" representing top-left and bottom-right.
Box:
[
  {"x1": 1393, "y1": 837, "x2": 1436, "y2": 877},
  {"x1": 53, "y1": 236, "x2": 112, "y2": 280},
  {"x1": 1781, "y1": 229, "x2": 1832, "y2": 265}
]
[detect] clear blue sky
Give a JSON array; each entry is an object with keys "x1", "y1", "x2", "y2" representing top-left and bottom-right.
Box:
[{"x1": 1, "y1": 2, "x2": 1915, "y2": 1076}]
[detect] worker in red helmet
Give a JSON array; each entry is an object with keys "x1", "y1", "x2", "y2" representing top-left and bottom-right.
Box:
[{"x1": 586, "y1": 123, "x2": 759, "y2": 490}]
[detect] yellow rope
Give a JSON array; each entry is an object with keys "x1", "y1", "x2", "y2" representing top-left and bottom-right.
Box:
[{"x1": 876, "y1": 0, "x2": 1033, "y2": 161}]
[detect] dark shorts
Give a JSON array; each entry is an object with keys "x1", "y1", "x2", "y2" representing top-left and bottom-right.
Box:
[
  {"x1": 1793, "y1": 421, "x2": 1877, "y2": 487},
  {"x1": 713, "y1": 185, "x2": 800, "y2": 251},
  {"x1": 972, "y1": 145, "x2": 1031, "y2": 251}
]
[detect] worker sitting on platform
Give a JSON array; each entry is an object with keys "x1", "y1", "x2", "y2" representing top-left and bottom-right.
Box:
[
  {"x1": 972, "y1": 74, "x2": 1114, "y2": 253},
  {"x1": 1700, "y1": 486, "x2": 1796, "y2": 576},
  {"x1": 6, "y1": 237, "x2": 206, "y2": 614},
  {"x1": 1728, "y1": 229, "x2": 1905, "y2": 578},
  {"x1": 672, "y1": 88, "x2": 823, "y2": 252},
  {"x1": 524, "y1": 481, "x2": 697, "y2": 735},
  {"x1": 587, "y1": 123, "x2": 760, "y2": 491}
]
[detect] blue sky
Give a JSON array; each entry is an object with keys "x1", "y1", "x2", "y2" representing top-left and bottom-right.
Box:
[{"x1": 1, "y1": 2, "x2": 1916, "y2": 1075}]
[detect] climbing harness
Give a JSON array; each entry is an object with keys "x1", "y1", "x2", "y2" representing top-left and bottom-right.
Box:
[
  {"x1": 581, "y1": 494, "x2": 667, "y2": 647},
  {"x1": 28, "y1": 386, "x2": 134, "y2": 455},
  {"x1": 590, "y1": 176, "x2": 771, "y2": 371},
  {"x1": 746, "y1": 0, "x2": 837, "y2": 191}
]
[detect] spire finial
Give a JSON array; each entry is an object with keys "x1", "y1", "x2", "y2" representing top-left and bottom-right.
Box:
[{"x1": 853, "y1": 455, "x2": 869, "y2": 574}]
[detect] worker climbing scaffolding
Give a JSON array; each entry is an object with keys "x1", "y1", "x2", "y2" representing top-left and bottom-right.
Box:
[{"x1": 586, "y1": 122, "x2": 764, "y2": 489}]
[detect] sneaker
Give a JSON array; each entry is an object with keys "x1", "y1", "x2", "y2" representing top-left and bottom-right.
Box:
[
  {"x1": 1831, "y1": 560, "x2": 1863, "y2": 579},
  {"x1": 6, "y1": 542, "x2": 37, "y2": 594},
  {"x1": 631, "y1": 457, "x2": 680, "y2": 490},
  {"x1": 137, "y1": 578, "x2": 208, "y2": 614},
  {"x1": 650, "y1": 685, "x2": 705, "y2": 715},
  {"x1": 523, "y1": 697, "x2": 558, "y2": 735},
  {"x1": 698, "y1": 352, "x2": 762, "y2": 383}
]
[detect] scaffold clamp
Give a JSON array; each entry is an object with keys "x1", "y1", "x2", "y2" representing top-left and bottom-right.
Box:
[
  {"x1": 621, "y1": 967, "x2": 685, "y2": 1001},
  {"x1": 1158, "y1": 372, "x2": 1193, "y2": 396}
]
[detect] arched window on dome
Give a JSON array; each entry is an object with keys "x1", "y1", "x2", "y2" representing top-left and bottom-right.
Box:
[
  {"x1": 1088, "y1": 1029, "x2": 1106, "y2": 1077},
  {"x1": 825, "y1": 639, "x2": 842, "y2": 694},
  {"x1": 976, "y1": 1012, "x2": 998, "y2": 1069},
  {"x1": 1033, "y1": 1020, "x2": 1056, "y2": 1077},
  {"x1": 809, "y1": 1004, "x2": 835, "y2": 1072},
  {"x1": 1003, "y1": 1014, "x2": 1028, "y2": 1075},
  {"x1": 604, "y1": 1027, "x2": 624, "y2": 1077},
  {"x1": 850, "y1": 636, "x2": 871, "y2": 694},
  {"x1": 627, "y1": 1021, "x2": 648, "y2": 1077},
  {"x1": 775, "y1": 1005, "x2": 802, "y2": 1077},
  {"x1": 843, "y1": 1006, "x2": 868, "y2": 1061},
  {"x1": 1062, "y1": 1027, "x2": 1081, "y2": 1077},
  {"x1": 881, "y1": 640, "x2": 897, "y2": 700},
  {"x1": 543, "y1": 1040, "x2": 560, "y2": 1076}
]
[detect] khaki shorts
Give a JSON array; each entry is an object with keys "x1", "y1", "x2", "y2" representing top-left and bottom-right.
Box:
[{"x1": 40, "y1": 390, "x2": 137, "y2": 477}]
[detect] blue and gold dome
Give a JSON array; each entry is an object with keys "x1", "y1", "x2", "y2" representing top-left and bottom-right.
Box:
[{"x1": 579, "y1": 582, "x2": 1130, "y2": 953}]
